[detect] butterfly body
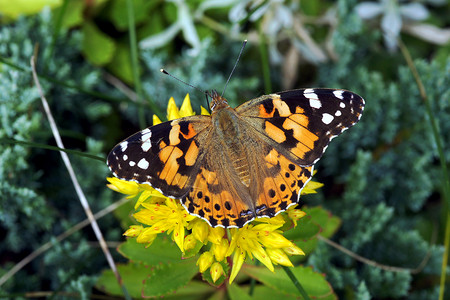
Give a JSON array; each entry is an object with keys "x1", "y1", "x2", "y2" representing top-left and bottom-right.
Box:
[{"x1": 108, "y1": 89, "x2": 364, "y2": 228}]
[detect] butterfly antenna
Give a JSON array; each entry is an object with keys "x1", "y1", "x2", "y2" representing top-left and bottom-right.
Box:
[
  {"x1": 221, "y1": 39, "x2": 247, "y2": 97},
  {"x1": 160, "y1": 69, "x2": 208, "y2": 96}
]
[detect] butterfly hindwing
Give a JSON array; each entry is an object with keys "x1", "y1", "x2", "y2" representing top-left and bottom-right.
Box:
[
  {"x1": 237, "y1": 88, "x2": 364, "y2": 166},
  {"x1": 254, "y1": 146, "x2": 314, "y2": 218}
]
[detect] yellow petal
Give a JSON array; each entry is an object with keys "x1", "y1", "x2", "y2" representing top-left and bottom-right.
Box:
[
  {"x1": 167, "y1": 97, "x2": 181, "y2": 120},
  {"x1": 191, "y1": 219, "x2": 209, "y2": 243},
  {"x1": 153, "y1": 114, "x2": 163, "y2": 125},
  {"x1": 197, "y1": 251, "x2": 214, "y2": 273},
  {"x1": 133, "y1": 208, "x2": 158, "y2": 225},
  {"x1": 200, "y1": 106, "x2": 210, "y2": 116},
  {"x1": 287, "y1": 208, "x2": 306, "y2": 227},
  {"x1": 283, "y1": 244, "x2": 305, "y2": 256},
  {"x1": 134, "y1": 189, "x2": 155, "y2": 209},
  {"x1": 301, "y1": 180, "x2": 324, "y2": 195},
  {"x1": 184, "y1": 233, "x2": 197, "y2": 251},
  {"x1": 229, "y1": 249, "x2": 245, "y2": 284},
  {"x1": 106, "y1": 177, "x2": 140, "y2": 196},
  {"x1": 207, "y1": 227, "x2": 225, "y2": 244},
  {"x1": 172, "y1": 222, "x2": 185, "y2": 252},
  {"x1": 123, "y1": 225, "x2": 143, "y2": 237},
  {"x1": 251, "y1": 244, "x2": 274, "y2": 272},
  {"x1": 259, "y1": 231, "x2": 292, "y2": 249},
  {"x1": 179, "y1": 94, "x2": 195, "y2": 117},
  {"x1": 210, "y1": 262, "x2": 224, "y2": 283},
  {"x1": 266, "y1": 248, "x2": 293, "y2": 267},
  {"x1": 212, "y1": 238, "x2": 229, "y2": 262},
  {"x1": 136, "y1": 227, "x2": 157, "y2": 245}
]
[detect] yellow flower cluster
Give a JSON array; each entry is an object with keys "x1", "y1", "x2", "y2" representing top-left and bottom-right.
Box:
[{"x1": 107, "y1": 94, "x2": 323, "y2": 283}]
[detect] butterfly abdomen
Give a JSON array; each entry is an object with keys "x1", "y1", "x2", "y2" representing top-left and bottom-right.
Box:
[{"x1": 213, "y1": 107, "x2": 252, "y2": 187}]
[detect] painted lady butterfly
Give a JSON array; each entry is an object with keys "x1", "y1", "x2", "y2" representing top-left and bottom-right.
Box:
[{"x1": 107, "y1": 88, "x2": 364, "y2": 228}]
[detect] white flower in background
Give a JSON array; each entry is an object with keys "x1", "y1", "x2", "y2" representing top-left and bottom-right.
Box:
[{"x1": 355, "y1": 0, "x2": 449, "y2": 51}]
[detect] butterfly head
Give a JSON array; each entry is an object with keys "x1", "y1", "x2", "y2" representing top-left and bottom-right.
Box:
[{"x1": 209, "y1": 89, "x2": 230, "y2": 112}]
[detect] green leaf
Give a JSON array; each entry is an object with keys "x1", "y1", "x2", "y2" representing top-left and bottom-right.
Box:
[
  {"x1": 118, "y1": 236, "x2": 181, "y2": 265},
  {"x1": 304, "y1": 206, "x2": 341, "y2": 238},
  {"x1": 283, "y1": 214, "x2": 320, "y2": 241},
  {"x1": 53, "y1": 0, "x2": 84, "y2": 28},
  {"x1": 321, "y1": 215, "x2": 341, "y2": 238},
  {"x1": 96, "y1": 263, "x2": 214, "y2": 299},
  {"x1": 251, "y1": 285, "x2": 301, "y2": 300},
  {"x1": 107, "y1": 0, "x2": 155, "y2": 31},
  {"x1": 95, "y1": 263, "x2": 150, "y2": 298},
  {"x1": 106, "y1": 43, "x2": 134, "y2": 84},
  {"x1": 142, "y1": 258, "x2": 199, "y2": 297},
  {"x1": 243, "y1": 265, "x2": 336, "y2": 300},
  {"x1": 0, "y1": 0, "x2": 61, "y2": 19},
  {"x1": 82, "y1": 21, "x2": 116, "y2": 66},
  {"x1": 284, "y1": 206, "x2": 341, "y2": 241},
  {"x1": 163, "y1": 281, "x2": 216, "y2": 300},
  {"x1": 228, "y1": 282, "x2": 253, "y2": 300}
]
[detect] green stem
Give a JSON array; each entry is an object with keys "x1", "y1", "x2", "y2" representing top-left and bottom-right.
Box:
[
  {"x1": 45, "y1": 0, "x2": 69, "y2": 72},
  {"x1": 282, "y1": 266, "x2": 311, "y2": 300},
  {"x1": 258, "y1": 26, "x2": 272, "y2": 94},
  {"x1": 398, "y1": 40, "x2": 450, "y2": 300},
  {"x1": 126, "y1": 0, "x2": 146, "y2": 129},
  {"x1": 441, "y1": 212, "x2": 450, "y2": 300}
]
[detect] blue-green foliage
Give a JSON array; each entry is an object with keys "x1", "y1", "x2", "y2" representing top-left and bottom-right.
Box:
[
  {"x1": 0, "y1": 17, "x2": 51, "y2": 254},
  {"x1": 0, "y1": 10, "x2": 116, "y2": 295},
  {"x1": 303, "y1": 1, "x2": 450, "y2": 298}
]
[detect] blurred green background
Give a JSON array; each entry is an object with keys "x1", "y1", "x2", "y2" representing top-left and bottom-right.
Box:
[{"x1": 0, "y1": 0, "x2": 449, "y2": 299}]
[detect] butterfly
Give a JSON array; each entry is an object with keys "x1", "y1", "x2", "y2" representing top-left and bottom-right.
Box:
[{"x1": 107, "y1": 88, "x2": 364, "y2": 228}]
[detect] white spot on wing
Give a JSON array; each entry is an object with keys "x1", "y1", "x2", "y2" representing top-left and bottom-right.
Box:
[
  {"x1": 137, "y1": 158, "x2": 149, "y2": 169},
  {"x1": 304, "y1": 89, "x2": 321, "y2": 109},
  {"x1": 333, "y1": 90, "x2": 344, "y2": 100},
  {"x1": 129, "y1": 161, "x2": 136, "y2": 167},
  {"x1": 141, "y1": 140, "x2": 151, "y2": 152},
  {"x1": 141, "y1": 129, "x2": 152, "y2": 142},
  {"x1": 335, "y1": 110, "x2": 342, "y2": 116},
  {"x1": 123, "y1": 154, "x2": 128, "y2": 161},
  {"x1": 322, "y1": 113, "x2": 334, "y2": 124},
  {"x1": 309, "y1": 99, "x2": 321, "y2": 109},
  {"x1": 120, "y1": 141, "x2": 128, "y2": 152}
]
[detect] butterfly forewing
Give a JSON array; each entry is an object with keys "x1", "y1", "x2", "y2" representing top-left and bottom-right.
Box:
[
  {"x1": 107, "y1": 116, "x2": 211, "y2": 197},
  {"x1": 237, "y1": 88, "x2": 364, "y2": 166}
]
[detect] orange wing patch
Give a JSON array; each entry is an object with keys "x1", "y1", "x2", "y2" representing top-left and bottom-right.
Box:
[
  {"x1": 255, "y1": 148, "x2": 313, "y2": 218},
  {"x1": 182, "y1": 167, "x2": 255, "y2": 228}
]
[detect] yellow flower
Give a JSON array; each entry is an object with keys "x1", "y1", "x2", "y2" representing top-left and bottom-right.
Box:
[
  {"x1": 226, "y1": 223, "x2": 306, "y2": 283},
  {"x1": 109, "y1": 94, "x2": 323, "y2": 284},
  {"x1": 133, "y1": 198, "x2": 196, "y2": 251}
]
